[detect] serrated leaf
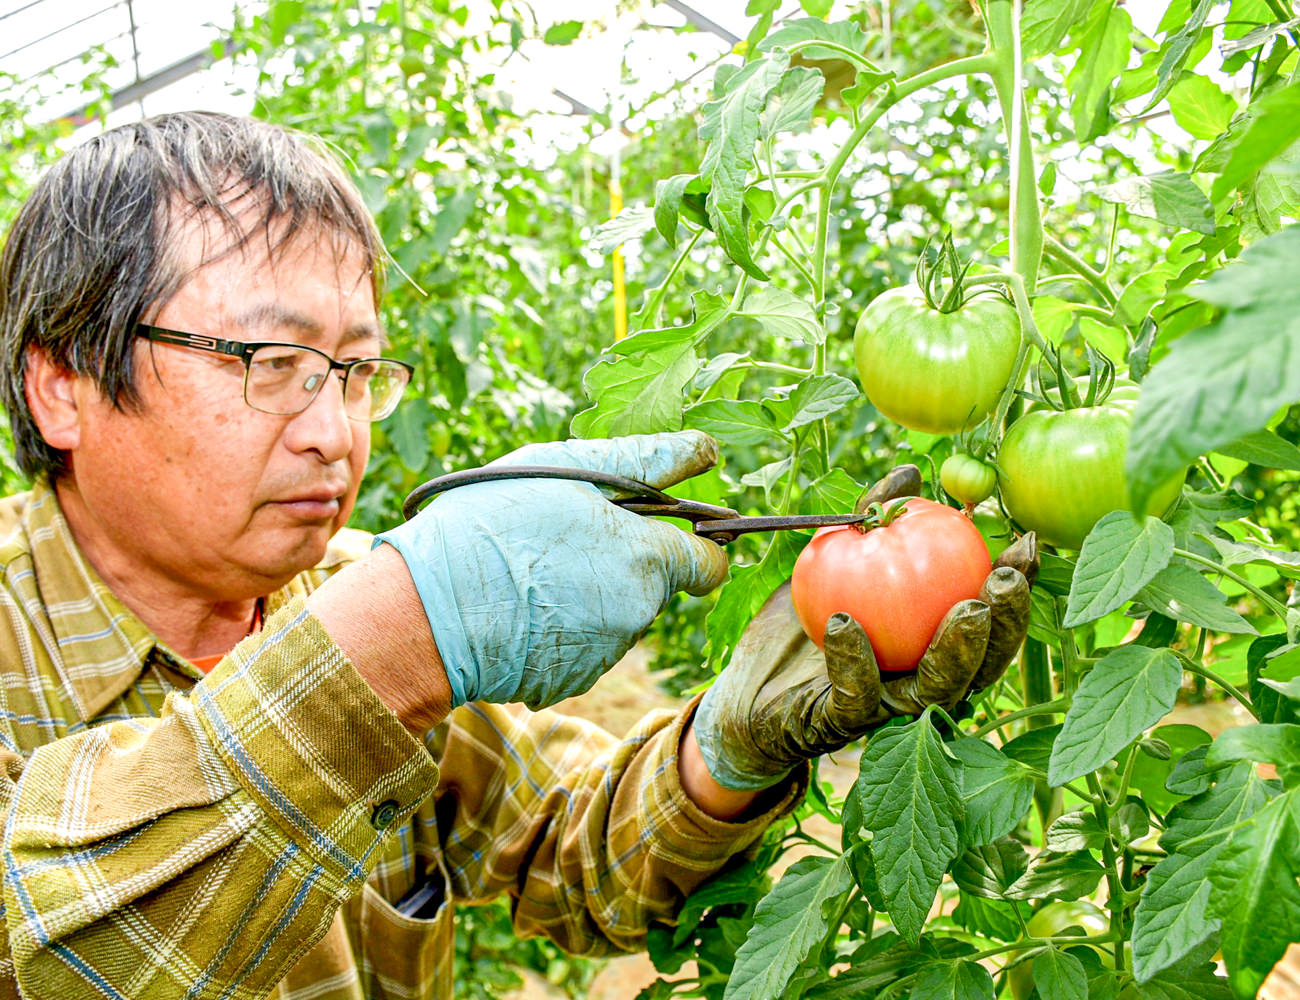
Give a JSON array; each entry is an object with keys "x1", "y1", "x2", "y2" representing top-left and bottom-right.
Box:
[
  {"x1": 699, "y1": 53, "x2": 789, "y2": 279},
  {"x1": 1128, "y1": 724, "x2": 1214, "y2": 814},
  {"x1": 1208, "y1": 723, "x2": 1300, "y2": 783},
  {"x1": 1162, "y1": 761, "x2": 1274, "y2": 853},
  {"x1": 1005, "y1": 850, "x2": 1106, "y2": 901},
  {"x1": 1209, "y1": 536, "x2": 1300, "y2": 579},
  {"x1": 1168, "y1": 75, "x2": 1237, "y2": 141},
  {"x1": 1135, "y1": 563, "x2": 1256, "y2": 634},
  {"x1": 653, "y1": 174, "x2": 695, "y2": 248},
  {"x1": 858, "y1": 716, "x2": 964, "y2": 943},
  {"x1": 1165, "y1": 489, "x2": 1256, "y2": 549},
  {"x1": 684, "y1": 400, "x2": 780, "y2": 446},
  {"x1": 1215, "y1": 428, "x2": 1300, "y2": 470},
  {"x1": 952, "y1": 894, "x2": 1028, "y2": 943},
  {"x1": 786, "y1": 375, "x2": 858, "y2": 430},
  {"x1": 801, "y1": 468, "x2": 862, "y2": 515},
  {"x1": 759, "y1": 66, "x2": 824, "y2": 139},
  {"x1": 911, "y1": 959, "x2": 996, "y2": 1000},
  {"x1": 1034, "y1": 946, "x2": 1090, "y2": 1000},
  {"x1": 951, "y1": 838, "x2": 1030, "y2": 899},
  {"x1": 1211, "y1": 81, "x2": 1300, "y2": 202},
  {"x1": 570, "y1": 343, "x2": 699, "y2": 438},
  {"x1": 1001, "y1": 724, "x2": 1064, "y2": 771},
  {"x1": 1249, "y1": 635, "x2": 1300, "y2": 725},
  {"x1": 614, "y1": 291, "x2": 733, "y2": 356},
  {"x1": 950, "y1": 738, "x2": 1037, "y2": 849},
  {"x1": 1048, "y1": 646, "x2": 1183, "y2": 786},
  {"x1": 1135, "y1": 962, "x2": 1233, "y2": 1000},
  {"x1": 1133, "y1": 841, "x2": 1227, "y2": 982},
  {"x1": 590, "y1": 206, "x2": 657, "y2": 253},
  {"x1": 1067, "y1": 2, "x2": 1132, "y2": 142},
  {"x1": 739, "y1": 286, "x2": 825, "y2": 344},
  {"x1": 1021, "y1": 0, "x2": 1095, "y2": 55},
  {"x1": 1045, "y1": 810, "x2": 1108, "y2": 853},
  {"x1": 1207, "y1": 788, "x2": 1300, "y2": 999},
  {"x1": 1097, "y1": 171, "x2": 1215, "y2": 235},
  {"x1": 758, "y1": 17, "x2": 873, "y2": 61},
  {"x1": 722, "y1": 854, "x2": 854, "y2": 1000},
  {"x1": 1127, "y1": 245, "x2": 1300, "y2": 518},
  {"x1": 1064, "y1": 513, "x2": 1174, "y2": 627},
  {"x1": 1138, "y1": 0, "x2": 1214, "y2": 114}
]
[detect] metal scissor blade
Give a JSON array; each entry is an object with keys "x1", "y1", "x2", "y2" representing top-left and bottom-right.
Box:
[{"x1": 691, "y1": 513, "x2": 870, "y2": 544}]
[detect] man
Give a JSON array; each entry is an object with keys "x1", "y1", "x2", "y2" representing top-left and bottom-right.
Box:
[{"x1": 0, "y1": 112, "x2": 1034, "y2": 999}]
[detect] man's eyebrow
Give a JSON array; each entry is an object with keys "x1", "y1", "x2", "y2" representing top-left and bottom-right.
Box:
[{"x1": 229, "y1": 304, "x2": 388, "y2": 348}]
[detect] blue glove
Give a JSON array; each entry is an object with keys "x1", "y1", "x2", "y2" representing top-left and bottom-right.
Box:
[{"x1": 375, "y1": 432, "x2": 730, "y2": 710}]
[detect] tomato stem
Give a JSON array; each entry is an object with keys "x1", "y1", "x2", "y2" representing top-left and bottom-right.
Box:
[
  {"x1": 1176, "y1": 654, "x2": 1261, "y2": 721},
  {"x1": 1172, "y1": 546, "x2": 1293, "y2": 623},
  {"x1": 1043, "y1": 235, "x2": 1118, "y2": 308},
  {"x1": 1086, "y1": 770, "x2": 1129, "y2": 974},
  {"x1": 968, "y1": 698, "x2": 1068, "y2": 739}
]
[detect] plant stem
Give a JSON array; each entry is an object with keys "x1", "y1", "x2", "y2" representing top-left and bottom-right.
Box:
[
  {"x1": 1087, "y1": 771, "x2": 1128, "y2": 973},
  {"x1": 1172, "y1": 546, "x2": 1293, "y2": 620},
  {"x1": 970, "y1": 699, "x2": 1068, "y2": 739},
  {"x1": 1179, "y1": 656, "x2": 1260, "y2": 720},
  {"x1": 739, "y1": 359, "x2": 812, "y2": 376},
  {"x1": 1043, "y1": 235, "x2": 1118, "y2": 306},
  {"x1": 769, "y1": 234, "x2": 818, "y2": 291}
]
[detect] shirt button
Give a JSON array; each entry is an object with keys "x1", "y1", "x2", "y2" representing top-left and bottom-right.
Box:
[{"x1": 371, "y1": 800, "x2": 400, "y2": 830}]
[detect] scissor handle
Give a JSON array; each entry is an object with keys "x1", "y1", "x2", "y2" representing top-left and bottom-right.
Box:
[{"x1": 403, "y1": 465, "x2": 687, "y2": 521}]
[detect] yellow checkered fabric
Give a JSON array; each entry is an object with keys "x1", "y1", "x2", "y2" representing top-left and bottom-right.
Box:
[{"x1": 0, "y1": 479, "x2": 803, "y2": 999}]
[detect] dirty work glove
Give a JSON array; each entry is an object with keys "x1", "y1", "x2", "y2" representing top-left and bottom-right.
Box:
[
  {"x1": 693, "y1": 466, "x2": 1039, "y2": 791},
  {"x1": 375, "y1": 431, "x2": 729, "y2": 710}
]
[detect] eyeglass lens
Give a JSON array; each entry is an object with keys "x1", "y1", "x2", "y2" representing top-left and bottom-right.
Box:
[{"x1": 244, "y1": 344, "x2": 409, "y2": 420}]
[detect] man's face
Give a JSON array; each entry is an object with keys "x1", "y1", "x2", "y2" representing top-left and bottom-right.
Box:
[{"x1": 61, "y1": 220, "x2": 380, "y2": 602}]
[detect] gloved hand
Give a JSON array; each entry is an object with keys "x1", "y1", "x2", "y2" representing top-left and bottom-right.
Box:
[
  {"x1": 693, "y1": 466, "x2": 1039, "y2": 791},
  {"x1": 375, "y1": 431, "x2": 729, "y2": 710}
]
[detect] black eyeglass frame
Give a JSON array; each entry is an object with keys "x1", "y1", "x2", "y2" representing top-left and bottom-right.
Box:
[{"x1": 136, "y1": 323, "x2": 414, "y2": 420}]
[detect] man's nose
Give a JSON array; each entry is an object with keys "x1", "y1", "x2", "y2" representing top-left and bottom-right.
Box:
[{"x1": 285, "y1": 370, "x2": 356, "y2": 461}]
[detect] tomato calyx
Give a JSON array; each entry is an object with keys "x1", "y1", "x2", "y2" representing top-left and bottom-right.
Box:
[
  {"x1": 847, "y1": 498, "x2": 912, "y2": 533},
  {"x1": 1020, "y1": 343, "x2": 1117, "y2": 412},
  {"x1": 916, "y1": 232, "x2": 974, "y2": 314}
]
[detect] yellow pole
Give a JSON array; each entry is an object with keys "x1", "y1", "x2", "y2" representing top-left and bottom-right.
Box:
[{"x1": 610, "y1": 152, "x2": 628, "y2": 342}]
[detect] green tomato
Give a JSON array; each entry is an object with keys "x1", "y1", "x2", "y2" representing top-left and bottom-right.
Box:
[
  {"x1": 1006, "y1": 900, "x2": 1109, "y2": 1000},
  {"x1": 854, "y1": 286, "x2": 1021, "y2": 435},
  {"x1": 941, "y1": 453, "x2": 997, "y2": 506},
  {"x1": 997, "y1": 380, "x2": 1185, "y2": 550}
]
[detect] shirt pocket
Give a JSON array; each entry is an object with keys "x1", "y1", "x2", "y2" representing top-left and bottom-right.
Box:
[{"x1": 355, "y1": 876, "x2": 455, "y2": 1000}]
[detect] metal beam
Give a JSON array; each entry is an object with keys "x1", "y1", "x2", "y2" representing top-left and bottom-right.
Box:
[{"x1": 660, "y1": 0, "x2": 741, "y2": 46}]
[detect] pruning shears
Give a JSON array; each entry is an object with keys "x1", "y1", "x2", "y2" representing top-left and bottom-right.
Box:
[{"x1": 402, "y1": 465, "x2": 874, "y2": 545}]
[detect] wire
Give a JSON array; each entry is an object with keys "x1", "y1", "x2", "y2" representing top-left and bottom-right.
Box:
[
  {"x1": 0, "y1": 0, "x2": 125, "y2": 63},
  {"x1": 0, "y1": 0, "x2": 57, "y2": 26}
]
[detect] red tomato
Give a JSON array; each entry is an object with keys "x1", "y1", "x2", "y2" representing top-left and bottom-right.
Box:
[{"x1": 790, "y1": 497, "x2": 991, "y2": 673}]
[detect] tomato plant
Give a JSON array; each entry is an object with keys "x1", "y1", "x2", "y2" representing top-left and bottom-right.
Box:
[
  {"x1": 1005, "y1": 900, "x2": 1111, "y2": 1000},
  {"x1": 997, "y1": 380, "x2": 1187, "y2": 549},
  {"x1": 790, "y1": 497, "x2": 992, "y2": 672},
  {"x1": 854, "y1": 244, "x2": 1021, "y2": 435}
]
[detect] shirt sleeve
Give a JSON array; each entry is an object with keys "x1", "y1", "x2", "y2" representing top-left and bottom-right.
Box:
[
  {"x1": 423, "y1": 695, "x2": 808, "y2": 957},
  {"x1": 0, "y1": 598, "x2": 438, "y2": 1000}
]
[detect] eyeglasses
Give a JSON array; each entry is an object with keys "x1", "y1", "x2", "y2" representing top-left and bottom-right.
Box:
[{"x1": 137, "y1": 324, "x2": 413, "y2": 421}]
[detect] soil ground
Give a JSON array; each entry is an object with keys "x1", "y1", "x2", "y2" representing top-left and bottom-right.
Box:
[{"x1": 501, "y1": 648, "x2": 1300, "y2": 1000}]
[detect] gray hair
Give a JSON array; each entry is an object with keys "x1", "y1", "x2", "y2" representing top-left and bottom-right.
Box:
[{"x1": 0, "y1": 111, "x2": 386, "y2": 480}]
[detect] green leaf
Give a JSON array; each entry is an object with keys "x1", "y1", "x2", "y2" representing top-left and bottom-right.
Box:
[
  {"x1": 570, "y1": 343, "x2": 699, "y2": 437},
  {"x1": 799, "y1": 0, "x2": 832, "y2": 15},
  {"x1": 672, "y1": 859, "x2": 768, "y2": 947},
  {"x1": 1128, "y1": 723, "x2": 1214, "y2": 814},
  {"x1": 950, "y1": 738, "x2": 1037, "y2": 849},
  {"x1": 1097, "y1": 171, "x2": 1215, "y2": 235},
  {"x1": 1165, "y1": 489, "x2": 1256, "y2": 548},
  {"x1": 952, "y1": 894, "x2": 1028, "y2": 943},
  {"x1": 430, "y1": 189, "x2": 477, "y2": 255},
  {"x1": 1021, "y1": 0, "x2": 1095, "y2": 55},
  {"x1": 1207, "y1": 535, "x2": 1300, "y2": 578},
  {"x1": 1139, "y1": 0, "x2": 1214, "y2": 113},
  {"x1": 1250, "y1": 635, "x2": 1300, "y2": 725},
  {"x1": 785, "y1": 375, "x2": 859, "y2": 430},
  {"x1": 1001, "y1": 724, "x2": 1064, "y2": 772},
  {"x1": 1208, "y1": 788, "x2": 1300, "y2": 998},
  {"x1": 1128, "y1": 236, "x2": 1300, "y2": 509},
  {"x1": 722, "y1": 854, "x2": 854, "y2": 1000},
  {"x1": 1208, "y1": 723, "x2": 1300, "y2": 784},
  {"x1": 1135, "y1": 563, "x2": 1256, "y2": 634},
  {"x1": 684, "y1": 400, "x2": 780, "y2": 446},
  {"x1": 653, "y1": 174, "x2": 696, "y2": 248},
  {"x1": 1211, "y1": 81, "x2": 1300, "y2": 203},
  {"x1": 951, "y1": 838, "x2": 1030, "y2": 899},
  {"x1": 1045, "y1": 809, "x2": 1108, "y2": 853},
  {"x1": 699, "y1": 53, "x2": 789, "y2": 279},
  {"x1": 911, "y1": 959, "x2": 996, "y2": 1000},
  {"x1": 1005, "y1": 850, "x2": 1106, "y2": 901},
  {"x1": 387, "y1": 397, "x2": 434, "y2": 473},
  {"x1": 615, "y1": 291, "x2": 733, "y2": 356},
  {"x1": 759, "y1": 67, "x2": 824, "y2": 139},
  {"x1": 1215, "y1": 428, "x2": 1300, "y2": 470},
  {"x1": 704, "y1": 532, "x2": 804, "y2": 669},
  {"x1": 1048, "y1": 645, "x2": 1183, "y2": 786},
  {"x1": 1162, "y1": 761, "x2": 1274, "y2": 854},
  {"x1": 589, "y1": 206, "x2": 657, "y2": 254},
  {"x1": 739, "y1": 286, "x2": 825, "y2": 344},
  {"x1": 1133, "y1": 840, "x2": 1228, "y2": 982},
  {"x1": 1034, "y1": 946, "x2": 1090, "y2": 1000},
  {"x1": 758, "y1": 18, "x2": 873, "y2": 61},
  {"x1": 858, "y1": 716, "x2": 965, "y2": 942},
  {"x1": 801, "y1": 468, "x2": 863, "y2": 515},
  {"x1": 1064, "y1": 512, "x2": 1174, "y2": 627},
  {"x1": 1067, "y1": 2, "x2": 1133, "y2": 142},
  {"x1": 1168, "y1": 75, "x2": 1237, "y2": 141},
  {"x1": 542, "y1": 19, "x2": 584, "y2": 45}
]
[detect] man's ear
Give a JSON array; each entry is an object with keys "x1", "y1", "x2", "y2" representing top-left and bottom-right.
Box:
[{"x1": 24, "y1": 346, "x2": 85, "y2": 453}]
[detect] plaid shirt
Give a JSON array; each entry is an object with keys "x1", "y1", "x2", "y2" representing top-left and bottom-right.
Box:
[{"x1": 0, "y1": 480, "x2": 804, "y2": 999}]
